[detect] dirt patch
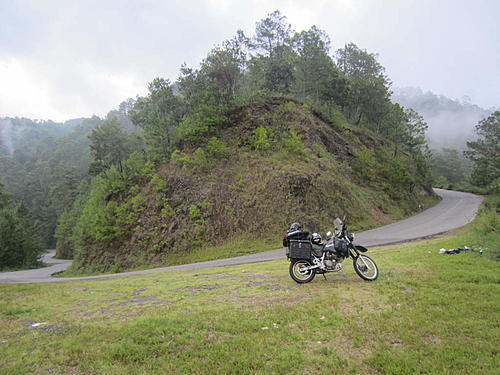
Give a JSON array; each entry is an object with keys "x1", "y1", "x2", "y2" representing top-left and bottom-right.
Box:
[
  {"x1": 18, "y1": 319, "x2": 36, "y2": 326},
  {"x1": 171, "y1": 284, "x2": 223, "y2": 293},
  {"x1": 247, "y1": 273, "x2": 267, "y2": 279},
  {"x1": 236, "y1": 293, "x2": 305, "y2": 307},
  {"x1": 247, "y1": 281, "x2": 266, "y2": 287},
  {"x1": 267, "y1": 284, "x2": 299, "y2": 291},
  {"x1": 40, "y1": 324, "x2": 63, "y2": 333},
  {"x1": 118, "y1": 296, "x2": 158, "y2": 306},
  {"x1": 193, "y1": 272, "x2": 226, "y2": 278},
  {"x1": 132, "y1": 288, "x2": 147, "y2": 296},
  {"x1": 18, "y1": 320, "x2": 64, "y2": 333},
  {"x1": 389, "y1": 338, "x2": 403, "y2": 347},
  {"x1": 400, "y1": 283, "x2": 412, "y2": 294}
]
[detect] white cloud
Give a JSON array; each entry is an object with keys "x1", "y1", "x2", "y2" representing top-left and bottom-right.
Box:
[
  {"x1": 0, "y1": 0, "x2": 498, "y2": 121},
  {"x1": 0, "y1": 57, "x2": 64, "y2": 120}
]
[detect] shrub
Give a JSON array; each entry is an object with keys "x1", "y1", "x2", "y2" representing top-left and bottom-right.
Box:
[
  {"x1": 281, "y1": 130, "x2": 304, "y2": 153},
  {"x1": 178, "y1": 105, "x2": 227, "y2": 140},
  {"x1": 472, "y1": 194, "x2": 499, "y2": 259},
  {"x1": 206, "y1": 137, "x2": 229, "y2": 158},
  {"x1": 250, "y1": 126, "x2": 274, "y2": 150}
]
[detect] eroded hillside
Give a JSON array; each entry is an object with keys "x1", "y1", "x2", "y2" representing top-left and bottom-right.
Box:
[{"x1": 59, "y1": 99, "x2": 436, "y2": 272}]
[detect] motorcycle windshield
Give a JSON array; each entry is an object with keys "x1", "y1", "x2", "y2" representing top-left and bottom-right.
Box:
[{"x1": 334, "y1": 218, "x2": 343, "y2": 236}]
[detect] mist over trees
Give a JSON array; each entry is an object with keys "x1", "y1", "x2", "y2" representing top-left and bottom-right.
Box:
[
  {"x1": 392, "y1": 87, "x2": 496, "y2": 189},
  {"x1": 392, "y1": 86, "x2": 492, "y2": 150},
  {"x1": 0, "y1": 110, "x2": 140, "y2": 248},
  {"x1": 465, "y1": 111, "x2": 500, "y2": 189}
]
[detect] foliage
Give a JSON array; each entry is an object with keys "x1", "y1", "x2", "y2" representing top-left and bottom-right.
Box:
[
  {"x1": 471, "y1": 193, "x2": 499, "y2": 259},
  {"x1": 336, "y1": 42, "x2": 391, "y2": 126},
  {"x1": 0, "y1": 116, "x2": 103, "y2": 246},
  {"x1": 88, "y1": 118, "x2": 143, "y2": 176},
  {"x1": 250, "y1": 126, "x2": 274, "y2": 150},
  {"x1": 1, "y1": 11, "x2": 438, "y2": 273},
  {"x1": 0, "y1": 182, "x2": 43, "y2": 270},
  {"x1": 280, "y1": 130, "x2": 303, "y2": 153},
  {"x1": 129, "y1": 78, "x2": 182, "y2": 160},
  {"x1": 464, "y1": 111, "x2": 500, "y2": 189},
  {"x1": 177, "y1": 104, "x2": 227, "y2": 141},
  {"x1": 205, "y1": 137, "x2": 229, "y2": 158},
  {"x1": 432, "y1": 148, "x2": 472, "y2": 188}
]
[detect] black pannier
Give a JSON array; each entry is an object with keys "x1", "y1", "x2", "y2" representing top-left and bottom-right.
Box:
[
  {"x1": 334, "y1": 237, "x2": 348, "y2": 256},
  {"x1": 288, "y1": 240, "x2": 312, "y2": 259},
  {"x1": 283, "y1": 228, "x2": 309, "y2": 247}
]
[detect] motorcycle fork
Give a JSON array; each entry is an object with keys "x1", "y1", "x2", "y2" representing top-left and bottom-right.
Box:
[{"x1": 350, "y1": 248, "x2": 371, "y2": 270}]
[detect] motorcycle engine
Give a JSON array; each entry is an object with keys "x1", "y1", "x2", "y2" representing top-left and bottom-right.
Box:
[{"x1": 324, "y1": 252, "x2": 338, "y2": 270}]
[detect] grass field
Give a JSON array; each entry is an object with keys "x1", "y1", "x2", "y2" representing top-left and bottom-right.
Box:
[{"x1": 0, "y1": 225, "x2": 498, "y2": 374}]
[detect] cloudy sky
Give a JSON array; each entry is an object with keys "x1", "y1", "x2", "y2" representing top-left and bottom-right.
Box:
[{"x1": 1, "y1": 0, "x2": 498, "y2": 121}]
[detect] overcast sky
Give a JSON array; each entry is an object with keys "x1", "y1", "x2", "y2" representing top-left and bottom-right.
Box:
[{"x1": 0, "y1": 0, "x2": 498, "y2": 121}]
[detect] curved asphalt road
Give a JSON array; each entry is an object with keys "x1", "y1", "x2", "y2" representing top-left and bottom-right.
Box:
[{"x1": 0, "y1": 188, "x2": 483, "y2": 284}]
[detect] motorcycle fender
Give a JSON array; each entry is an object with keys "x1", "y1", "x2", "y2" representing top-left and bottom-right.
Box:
[{"x1": 354, "y1": 245, "x2": 368, "y2": 253}]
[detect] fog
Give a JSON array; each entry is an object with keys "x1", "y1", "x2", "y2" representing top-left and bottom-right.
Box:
[
  {"x1": 0, "y1": 0, "x2": 498, "y2": 121},
  {"x1": 392, "y1": 87, "x2": 492, "y2": 150},
  {"x1": 0, "y1": 119, "x2": 14, "y2": 155}
]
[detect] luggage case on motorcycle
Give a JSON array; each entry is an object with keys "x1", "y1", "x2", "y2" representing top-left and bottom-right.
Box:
[
  {"x1": 333, "y1": 237, "x2": 348, "y2": 256},
  {"x1": 288, "y1": 240, "x2": 312, "y2": 259}
]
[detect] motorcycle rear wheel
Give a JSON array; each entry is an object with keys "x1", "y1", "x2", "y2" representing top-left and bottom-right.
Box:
[
  {"x1": 353, "y1": 255, "x2": 378, "y2": 281},
  {"x1": 289, "y1": 259, "x2": 316, "y2": 283}
]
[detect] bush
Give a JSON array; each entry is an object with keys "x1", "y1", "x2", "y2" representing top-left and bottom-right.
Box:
[
  {"x1": 178, "y1": 105, "x2": 227, "y2": 141},
  {"x1": 472, "y1": 194, "x2": 499, "y2": 259},
  {"x1": 250, "y1": 127, "x2": 274, "y2": 150},
  {"x1": 280, "y1": 130, "x2": 304, "y2": 153},
  {"x1": 206, "y1": 137, "x2": 228, "y2": 158}
]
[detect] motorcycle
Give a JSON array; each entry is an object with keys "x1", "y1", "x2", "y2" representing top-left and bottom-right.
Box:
[{"x1": 286, "y1": 217, "x2": 379, "y2": 283}]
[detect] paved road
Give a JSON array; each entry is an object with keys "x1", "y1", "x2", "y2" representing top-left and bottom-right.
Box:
[{"x1": 0, "y1": 188, "x2": 483, "y2": 284}]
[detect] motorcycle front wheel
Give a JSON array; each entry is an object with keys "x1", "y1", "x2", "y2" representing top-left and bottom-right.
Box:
[
  {"x1": 353, "y1": 255, "x2": 379, "y2": 281},
  {"x1": 289, "y1": 259, "x2": 316, "y2": 283}
]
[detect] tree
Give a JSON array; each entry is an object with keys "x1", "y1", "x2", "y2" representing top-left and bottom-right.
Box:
[
  {"x1": 248, "y1": 11, "x2": 296, "y2": 94},
  {"x1": 129, "y1": 78, "x2": 182, "y2": 160},
  {"x1": 433, "y1": 148, "x2": 471, "y2": 186},
  {"x1": 88, "y1": 118, "x2": 142, "y2": 176},
  {"x1": 253, "y1": 10, "x2": 293, "y2": 58},
  {"x1": 465, "y1": 111, "x2": 500, "y2": 188},
  {"x1": 336, "y1": 43, "x2": 391, "y2": 126},
  {"x1": 0, "y1": 182, "x2": 43, "y2": 269},
  {"x1": 0, "y1": 181, "x2": 10, "y2": 209},
  {"x1": 292, "y1": 26, "x2": 347, "y2": 106}
]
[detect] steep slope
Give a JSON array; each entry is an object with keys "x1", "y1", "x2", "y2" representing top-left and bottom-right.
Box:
[{"x1": 64, "y1": 98, "x2": 436, "y2": 272}]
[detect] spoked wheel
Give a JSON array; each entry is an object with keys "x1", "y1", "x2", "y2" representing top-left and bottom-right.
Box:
[
  {"x1": 289, "y1": 259, "x2": 316, "y2": 283},
  {"x1": 353, "y1": 255, "x2": 379, "y2": 281}
]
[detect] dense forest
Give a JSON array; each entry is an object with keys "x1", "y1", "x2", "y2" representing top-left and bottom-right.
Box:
[{"x1": 0, "y1": 11, "x2": 497, "y2": 272}]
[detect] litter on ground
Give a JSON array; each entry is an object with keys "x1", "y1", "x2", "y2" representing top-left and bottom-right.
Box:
[{"x1": 438, "y1": 246, "x2": 473, "y2": 255}]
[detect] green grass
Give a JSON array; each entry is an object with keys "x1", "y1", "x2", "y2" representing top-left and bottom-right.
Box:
[
  {"x1": 163, "y1": 235, "x2": 281, "y2": 265},
  {"x1": 1, "y1": 225, "x2": 499, "y2": 374},
  {"x1": 56, "y1": 235, "x2": 282, "y2": 277}
]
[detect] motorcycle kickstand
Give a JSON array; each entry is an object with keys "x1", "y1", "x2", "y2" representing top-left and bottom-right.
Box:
[{"x1": 322, "y1": 273, "x2": 328, "y2": 281}]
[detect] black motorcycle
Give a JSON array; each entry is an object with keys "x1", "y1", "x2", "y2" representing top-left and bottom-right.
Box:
[{"x1": 286, "y1": 218, "x2": 379, "y2": 283}]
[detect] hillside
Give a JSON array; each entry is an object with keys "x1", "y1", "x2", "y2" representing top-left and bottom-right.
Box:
[{"x1": 60, "y1": 98, "x2": 436, "y2": 273}]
